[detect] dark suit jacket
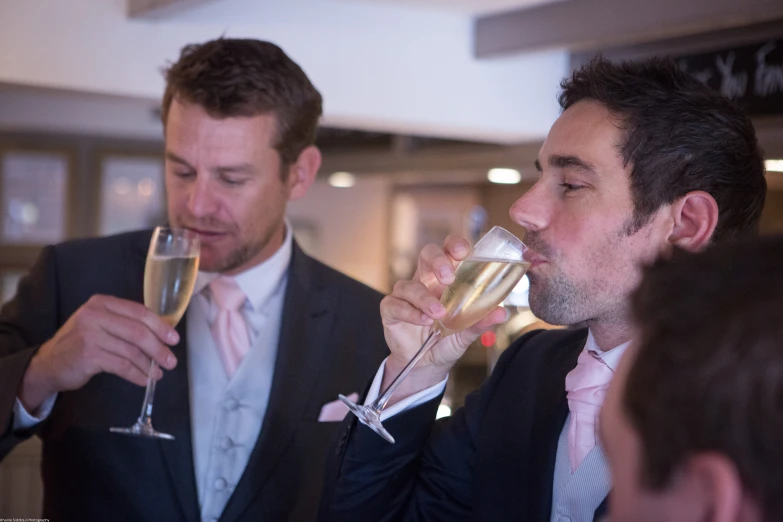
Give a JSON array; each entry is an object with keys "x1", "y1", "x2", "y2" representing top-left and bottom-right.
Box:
[
  {"x1": 0, "y1": 229, "x2": 388, "y2": 522},
  {"x1": 320, "y1": 327, "x2": 609, "y2": 522}
]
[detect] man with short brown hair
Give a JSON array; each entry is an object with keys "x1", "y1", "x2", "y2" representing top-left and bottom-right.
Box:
[
  {"x1": 602, "y1": 235, "x2": 783, "y2": 522},
  {"x1": 0, "y1": 38, "x2": 387, "y2": 522}
]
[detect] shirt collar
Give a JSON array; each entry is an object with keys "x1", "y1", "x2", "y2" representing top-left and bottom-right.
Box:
[
  {"x1": 193, "y1": 219, "x2": 293, "y2": 313},
  {"x1": 583, "y1": 329, "x2": 631, "y2": 373}
]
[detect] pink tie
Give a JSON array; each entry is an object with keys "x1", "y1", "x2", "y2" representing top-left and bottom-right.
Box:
[
  {"x1": 209, "y1": 277, "x2": 250, "y2": 378},
  {"x1": 565, "y1": 350, "x2": 614, "y2": 472}
]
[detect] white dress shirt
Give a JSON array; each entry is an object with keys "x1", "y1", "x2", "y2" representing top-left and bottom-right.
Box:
[
  {"x1": 363, "y1": 358, "x2": 448, "y2": 420},
  {"x1": 12, "y1": 393, "x2": 56, "y2": 430},
  {"x1": 188, "y1": 224, "x2": 292, "y2": 522}
]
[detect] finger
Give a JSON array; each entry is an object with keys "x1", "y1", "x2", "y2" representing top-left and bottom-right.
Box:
[
  {"x1": 98, "y1": 313, "x2": 177, "y2": 370},
  {"x1": 95, "y1": 330, "x2": 155, "y2": 378},
  {"x1": 443, "y1": 235, "x2": 471, "y2": 261},
  {"x1": 391, "y1": 280, "x2": 446, "y2": 317},
  {"x1": 96, "y1": 352, "x2": 159, "y2": 387},
  {"x1": 98, "y1": 295, "x2": 180, "y2": 346},
  {"x1": 451, "y1": 308, "x2": 508, "y2": 348},
  {"x1": 418, "y1": 244, "x2": 459, "y2": 286},
  {"x1": 465, "y1": 306, "x2": 510, "y2": 335},
  {"x1": 380, "y1": 295, "x2": 435, "y2": 327}
]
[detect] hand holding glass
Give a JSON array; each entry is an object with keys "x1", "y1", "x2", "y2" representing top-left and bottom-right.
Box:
[
  {"x1": 340, "y1": 226, "x2": 529, "y2": 443},
  {"x1": 110, "y1": 226, "x2": 200, "y2": 440}
]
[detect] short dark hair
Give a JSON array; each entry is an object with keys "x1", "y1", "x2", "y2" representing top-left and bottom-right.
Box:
[
  {"x1": 162, "y1": 38, "x2": 323, "y2": 173},
  {"x1": 626, "y1": 236, "x2": 783, "y2": 522},
  {"x1": 559, "y1": 56, "x2": 766, "y2": 241}
]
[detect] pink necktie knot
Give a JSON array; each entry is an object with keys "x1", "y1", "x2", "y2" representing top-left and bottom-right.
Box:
[
  {"x1": 209, "y1": 277, "x2": 250, "y2": 378},
  {"x1": 565, "y1": 349, "x2": 614, "y2": 472},
  {"x1": 210, "y1": 276, "x2": 247, "y2": 311}
]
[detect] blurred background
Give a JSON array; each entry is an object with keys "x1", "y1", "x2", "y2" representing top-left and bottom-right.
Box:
[{"x1": 0, "y1": 0, "x2": 781, "y2": 515}]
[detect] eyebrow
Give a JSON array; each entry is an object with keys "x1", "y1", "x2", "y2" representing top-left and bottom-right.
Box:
[
  {"x1": 165, "y1": 151, "x2": 256, "y2": 176},
  {"x1": 534, "y1": 154, "x2": 597, "y2": 175},
  {"x1": 165, "y1": 151, "x2": 193, "y2": 169},
  {"x1": 216, "y1": 164, "x2": 256, "y2": 176}
]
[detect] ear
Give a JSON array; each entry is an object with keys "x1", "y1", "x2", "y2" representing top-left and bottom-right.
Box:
[
  {"x1": 285, "y1": 145, "x2": 321, "y2": 201},
  {"x1": 681, "y1": 453, "x2": 754, "y2": 522},
  {"x1": 668, "y1": 191, "x2": 718, "y2": 251}
]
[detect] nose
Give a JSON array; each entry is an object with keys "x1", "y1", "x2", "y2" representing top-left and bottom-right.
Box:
[
  {"x1": 187, "y1": 175, "x2": 219, "y2": 218},
  {"x1": 509, "y1": 179, "x2": 550, "y2": 232}
]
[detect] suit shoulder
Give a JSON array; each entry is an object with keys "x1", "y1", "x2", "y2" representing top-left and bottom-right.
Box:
[
  {"x1": 43, "y1": 231, "x2": 150, "y2": 281},
  {"x1": 52, "y1": 230, "x2": 151, "y2": 259},
  {"x1": 513, "y1": 327, "x2": 587, "y2": 350},
  {"x1": 498, "y1": 327, "x2": 588, "y2": 366}
]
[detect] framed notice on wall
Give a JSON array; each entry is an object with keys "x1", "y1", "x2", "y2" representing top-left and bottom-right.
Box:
[
  {"x1": 0, "y1": 270, "x2": 24, "y2": 306},
  {"x1": 676, "y1": 38, "x2": 783, "y2": 116},
  {"x1": 99, "y1": 155, "x2": 166, "y2": 236},
  {"x1": 0, "y1": 151, "x2": 69, "y2": 245}
]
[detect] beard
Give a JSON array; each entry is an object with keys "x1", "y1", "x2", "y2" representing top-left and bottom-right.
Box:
[
  {"x1": 527, "y1": 270, "x2": 594, "y2": 325},
  {"x1": 524, "y1": 231, "x2": 598, "y2": 326},
  {"x1": 523, "y1": 215, "x2": 645, "y2": 326},
  {"x1": 212, "y1": 224, "x2": 281, "y2": 273},
  {"x1": 178, "y1": 215, "x2": 283, "y2": 274},
  {"x1": 211, "y1": 239, "x2": 263, "y2": 273}
]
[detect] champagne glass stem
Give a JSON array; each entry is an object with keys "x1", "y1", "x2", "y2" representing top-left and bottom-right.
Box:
[
  {"x1": 137, "y1": 360, "x2": 159, "y2": 427},
  {"x1": 372, "y1": 327, "x2": 443, "y2": 412}
]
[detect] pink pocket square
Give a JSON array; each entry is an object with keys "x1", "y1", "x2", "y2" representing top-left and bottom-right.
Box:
[{"x1": 318, "y1": 393, "x2": 359, "y2": 422}]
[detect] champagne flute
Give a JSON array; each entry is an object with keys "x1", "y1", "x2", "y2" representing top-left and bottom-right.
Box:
[
  {"x1": 110, "y1": 226, "x2": 200, "y2": 440},
  {"x1": 340, "y1": 226, "x2": 528, "y2": 443}
]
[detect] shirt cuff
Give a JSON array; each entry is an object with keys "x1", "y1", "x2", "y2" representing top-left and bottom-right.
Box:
[
  {"x1": 364, "y1": 358, "x2": 448, "y2": 422},
  {"x1": 12, "y1": 393, "x2": 57, "y2": 431}
]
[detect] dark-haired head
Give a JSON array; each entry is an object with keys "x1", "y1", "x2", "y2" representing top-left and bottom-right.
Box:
[
  {"x1": 600, "y1": 236, "x2": 783, "y2": 522},
  {"x1": 559, "y1": 56, "x2": 766, "y2": 241},
  {"x1": 162, "y1": 38, "x2": 322, "y2": 174},
  {"x1": 511, "y1": 55, "x2": 766, "y2": 330},
  {"x1": 162, "y1": 38, "x2": 322, "y2": 275}
]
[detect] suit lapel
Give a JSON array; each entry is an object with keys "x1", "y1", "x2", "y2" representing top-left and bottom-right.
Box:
[
  {"x1": 528, "y1": 330, "x2": 586, "y2": 522},
  {"x1": 475, "y1": 330, "x2": 586, "y2": 521},
  {"x1": 220, "y1": 243, "x2": 337, "y2": 522},
  {"x1": 127, "y1": 231, "x2": 201, "y2": 522},
  {"x1": 595, "y1": 496, "x2": 609, "y2": 521}
]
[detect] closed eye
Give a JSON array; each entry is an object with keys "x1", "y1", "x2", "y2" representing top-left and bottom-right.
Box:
[
  {"x1": 221, "y1": 176, "x2": 247, "y2": 186},
  {"x1": 560, "y1": 183, "x2": 584, "y2": 193}
]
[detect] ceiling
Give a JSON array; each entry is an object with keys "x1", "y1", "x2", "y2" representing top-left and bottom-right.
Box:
[
  {"x1": 2, "y1": 0, "x2": 779, "y2": 148},
  {"x1": 333, "y1": 0, "x2": 568, "y2": 16}
]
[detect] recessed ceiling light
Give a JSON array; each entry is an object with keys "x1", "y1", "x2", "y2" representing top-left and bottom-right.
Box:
[
  {"x1": 488, "y1": 168, "x2": 521, "y2": 184},
  {"x1": 328, "y1": 171, "x2": 356, "y2": 188},
  {"x1": 766, "y1": 159, "x2": 783, "y2": 173},
  {"x1": 436, "y1": 404, "x2": 452, "y2": 419}
]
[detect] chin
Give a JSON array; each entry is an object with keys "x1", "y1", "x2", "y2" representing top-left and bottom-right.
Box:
[
  {"x1": 196, "y1": 253, "x2": 225, "y2": 273},
  {"x1": 197, "y1": 261, "x2": 218, "y2": 273}
]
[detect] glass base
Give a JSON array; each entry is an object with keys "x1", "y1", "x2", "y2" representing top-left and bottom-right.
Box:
[
  {"x1": 110, "y1": 422, "x2": 174, "y2": 440},
  {"x1": 339, "y1": 394, "x2": 395, "y2": 444}
]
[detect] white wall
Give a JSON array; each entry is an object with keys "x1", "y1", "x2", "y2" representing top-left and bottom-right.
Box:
[
  {"x1": 287, "y1": 176, "x2": 391, "y2": 292},
  {"x1": 336, "y1": 0, "x2": 565, "y2": 16},
  {"x1": 0, "y1": 85, "x2": 162, "y2": 139},
  {"x1": 0, "y1": 0, "x2": 568, "y2": 143}
]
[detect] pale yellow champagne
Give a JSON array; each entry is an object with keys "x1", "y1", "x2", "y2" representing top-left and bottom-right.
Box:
[
  {"x1": 438, "y1": 257, "x2": 530, "y2": 335},
  {"x1": 144, "y1": 255, "x2": 199, "y2": 327}
]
